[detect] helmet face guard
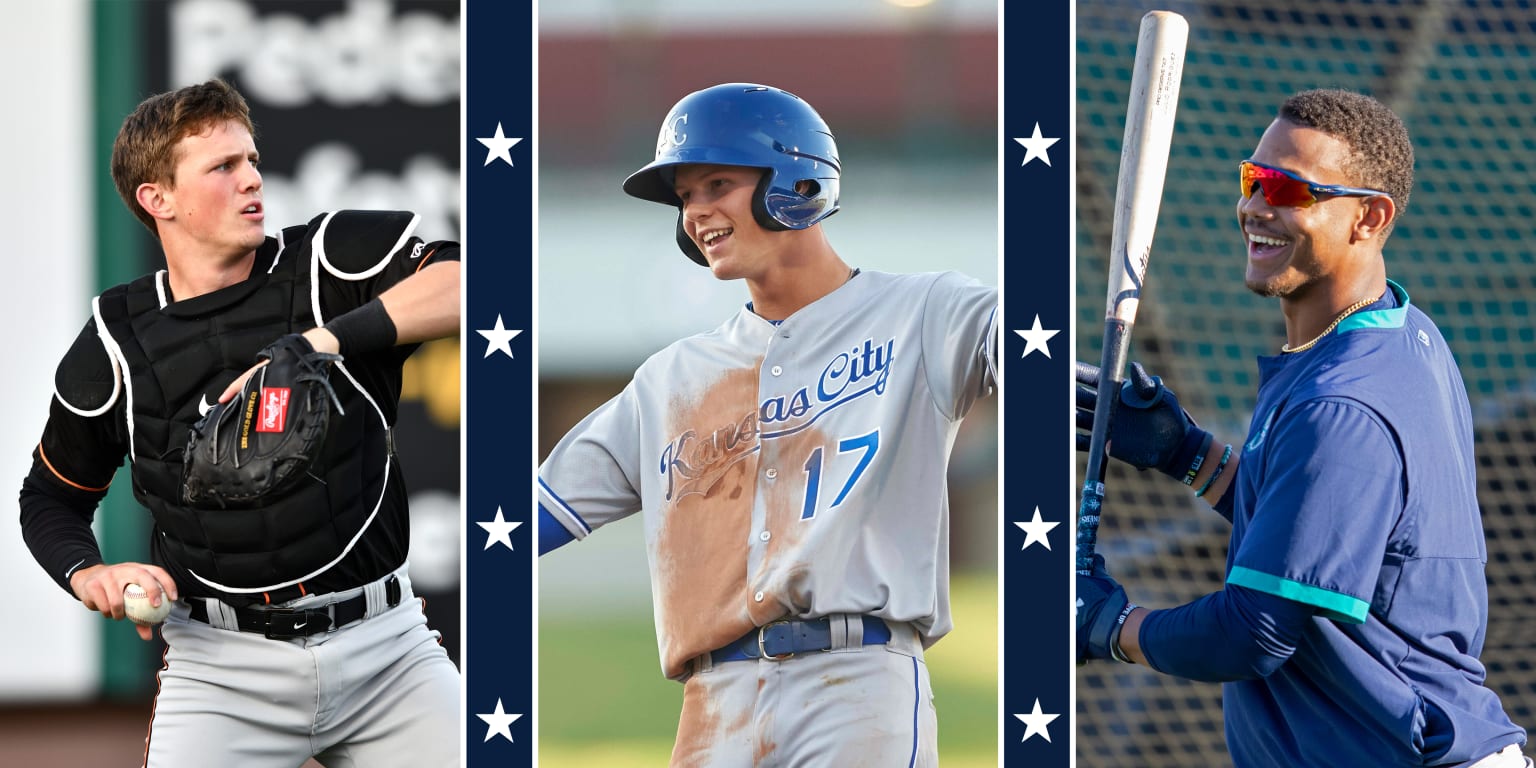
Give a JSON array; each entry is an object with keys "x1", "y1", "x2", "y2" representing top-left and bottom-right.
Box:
[{"x1": 623, "y1": 83, "x2": 842, "y2": 266}]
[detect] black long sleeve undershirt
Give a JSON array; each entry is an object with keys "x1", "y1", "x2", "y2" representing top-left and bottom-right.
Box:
[{"x1": 19, "y1": 464, "x2": 109, "y2": 596}]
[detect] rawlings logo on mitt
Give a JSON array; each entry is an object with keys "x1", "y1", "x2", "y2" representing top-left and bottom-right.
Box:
[{"x1": 181, "y1": 334, "x2": 343, "y2": 508}]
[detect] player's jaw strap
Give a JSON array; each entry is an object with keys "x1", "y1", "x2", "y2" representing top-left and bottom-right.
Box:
[{"x1": 708, "y1": 614, "x2": 893, "y2": 665}]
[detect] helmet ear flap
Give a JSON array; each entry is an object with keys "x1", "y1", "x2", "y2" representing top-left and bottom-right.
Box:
[
  {"x1": 675, "y1": 210, "x2": 708, "y2": 266},
  {"x1": 750, "y1": 169, "x2": 790, "y2": 232},
  {"x1": 752, "y1": 169, "x2": 843, "y2": 231}
]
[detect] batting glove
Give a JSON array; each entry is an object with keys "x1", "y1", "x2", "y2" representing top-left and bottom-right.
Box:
[
  {"x1": 1076, "y1": 554, "x2": 1136, "y2": 664},
  {"x1": 1075, "y1": 360, "x2": 1212, "y2": 483}
]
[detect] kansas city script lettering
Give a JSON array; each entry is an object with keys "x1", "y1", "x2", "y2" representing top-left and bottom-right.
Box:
[{"x1": 661, "y1": 338, "x2": 895, "y2": 501}]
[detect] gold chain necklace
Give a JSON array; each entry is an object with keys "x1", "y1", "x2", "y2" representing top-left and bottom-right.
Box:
[{"x1": 1281, "y1": 296, "x2": 1376, "y2": 353}]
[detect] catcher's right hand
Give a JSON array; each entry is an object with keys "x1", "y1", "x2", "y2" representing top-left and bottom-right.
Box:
[
  {"x1": 69, "y1": 562, "x2": 178, "y2": 642},
  {"x1": 181, "y1": 334, "x2": 342, "y2": 508},
  {"x1": 1075, "y1": 360, "x2": 1211, "y2": 481}
]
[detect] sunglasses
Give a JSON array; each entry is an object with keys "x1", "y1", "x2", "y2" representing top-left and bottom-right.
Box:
[{"x1": 1239, "y1": 160, "x2": 1391, "y2": 207}]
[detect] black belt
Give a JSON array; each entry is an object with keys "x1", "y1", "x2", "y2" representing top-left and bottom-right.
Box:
[
  {"x1": 188, "y1": 576, "x2": 401, "y2": 639},
  {"x1": 711, "y1": 616, "x2": 892, "y2": 664}
]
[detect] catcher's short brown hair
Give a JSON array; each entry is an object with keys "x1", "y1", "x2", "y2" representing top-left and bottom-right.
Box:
[{"x1": 111, "y1": 79, "x2": 256, "y2": 235}]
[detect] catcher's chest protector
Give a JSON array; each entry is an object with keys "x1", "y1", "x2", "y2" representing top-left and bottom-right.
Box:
[{"x1": 94, "y1": 225, "x2": 385, "y2": 603}]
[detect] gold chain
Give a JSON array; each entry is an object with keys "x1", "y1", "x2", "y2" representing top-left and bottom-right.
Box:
[{"x1": 1281, "y1": 296, "x2": 1377, "y2": 353}]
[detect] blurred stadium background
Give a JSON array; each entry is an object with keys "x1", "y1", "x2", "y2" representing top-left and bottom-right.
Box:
[
  {"x1": 1076, "y1": 1, "x2": 1536, "y2": 765},
  {"x1": 535, "y1": 1, "x2": 1000, "y2": 765},
  {"x1": 1, "y1": 2, "x2": 459, "y2": 765}
]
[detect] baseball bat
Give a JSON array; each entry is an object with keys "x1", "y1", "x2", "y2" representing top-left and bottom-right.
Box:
[{"x1": 1076, "y1": 11, "x2": 1188, "y2": 576}]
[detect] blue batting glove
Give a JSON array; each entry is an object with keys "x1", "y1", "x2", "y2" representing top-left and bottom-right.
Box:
[
  {"x1": 1076, "y1": 554, "x2": 1135, "y2": 664},
  {"x1": 1075, "y1": 361, "x2": 1212, "y2": 482}
]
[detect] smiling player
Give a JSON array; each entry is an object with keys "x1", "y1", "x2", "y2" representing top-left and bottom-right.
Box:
[
  {"x1": 538, "y1": 83, "x2": 998, "y2": 766},
  {"x1": 1075, "y1": 89, "x2": 1530, "y2": 766}
]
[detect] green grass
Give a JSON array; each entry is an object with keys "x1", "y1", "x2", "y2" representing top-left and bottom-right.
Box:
[{"x1": 538, "y1": 572, "x2": 998, "y2": 766}]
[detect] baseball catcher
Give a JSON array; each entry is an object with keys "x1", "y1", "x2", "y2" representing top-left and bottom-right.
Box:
[{"x1": 18, "y1": 79, "x2": 462, "y2": 767}]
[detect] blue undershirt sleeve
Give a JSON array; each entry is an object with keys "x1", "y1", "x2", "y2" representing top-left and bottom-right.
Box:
[
  {"x1": 1211, "y1": 480, "x2": 1236, "y2": 523},
  {"x1": 1138, "y1": 584, "x2": 1315, "y2": 682},
  {"x1": 538, "y1": 503, "x2": 576, "y2": 555}
]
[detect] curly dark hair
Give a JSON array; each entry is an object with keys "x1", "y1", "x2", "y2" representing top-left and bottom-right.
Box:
[{"x1": 1278, "y1": 89, "x2": 1414, "y2": 220}]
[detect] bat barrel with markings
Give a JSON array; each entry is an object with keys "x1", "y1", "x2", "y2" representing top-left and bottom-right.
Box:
[{"x1": 1077, "y1": 11, "x2": 1188, "y2": 576}]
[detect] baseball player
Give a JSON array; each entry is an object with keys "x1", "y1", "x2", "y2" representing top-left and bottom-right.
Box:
[
  {"x1": 537, "y1": 83, "x2": 997, "y2": 766},
  {"x1": 17, "y1": 79, "x2": 461, "y2": 766},
  {"x1": 1075, "y1": 89, "x2": 1530, "y2": 766}
]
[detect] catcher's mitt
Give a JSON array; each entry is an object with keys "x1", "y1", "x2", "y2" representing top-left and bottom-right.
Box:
[{"x1": 182, "y1": 334, "x2": 343, "y2": 508}]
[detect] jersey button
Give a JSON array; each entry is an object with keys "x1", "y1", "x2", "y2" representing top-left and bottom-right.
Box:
[
  {"x1": 754, "y1": 591, "x2": 765, "y2": 602},
  {"x1": 758, "y1": 531, "x2": 771, "y2": 542},
  {"x1": 765, "y1": 468, "x2": 778, "y2": 479},
  {"x1": 770, "y1": 365, "x2": 783, "y2": 376}
]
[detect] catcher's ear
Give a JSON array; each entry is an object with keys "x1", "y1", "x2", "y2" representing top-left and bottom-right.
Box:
[{"x1": 136, "y1": 182, "x2": 175, "y2": 223}]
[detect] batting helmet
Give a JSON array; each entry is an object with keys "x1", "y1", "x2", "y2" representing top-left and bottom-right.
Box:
[{"x1": 623, "y1": 83, "x2": 841, "y2": 265}]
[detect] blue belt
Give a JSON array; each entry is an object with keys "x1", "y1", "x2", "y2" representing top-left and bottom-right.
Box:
[{"x1": 710, "y1": 616, "x2": 892, "y2": 663}]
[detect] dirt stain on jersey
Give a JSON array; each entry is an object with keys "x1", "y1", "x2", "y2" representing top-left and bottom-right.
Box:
[
  {"x1": 748, "y1": 427, "x2": 826, "y2": 625},
  {"x1": 656, "y1": 365, "x2": 762, "y2": 677}
]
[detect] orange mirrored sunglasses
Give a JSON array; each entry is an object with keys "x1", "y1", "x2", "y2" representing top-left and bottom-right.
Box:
[{"x1": 1239, "y1": 161, "x2": 1391, "y2": 207}]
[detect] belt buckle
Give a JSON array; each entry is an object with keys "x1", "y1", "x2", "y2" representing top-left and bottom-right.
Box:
[
  {"x1": 757, "y1": 620, "x2": 794, "y2": 661},
  {"x1": 261, "y1": 607, "x2": 332, "y2": 639},
  {"x1": 261, "y1": 608, "x2": 305, "y2": 639}
]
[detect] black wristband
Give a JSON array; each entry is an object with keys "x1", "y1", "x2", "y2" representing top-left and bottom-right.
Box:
[
  {"x1": 1110, "y1": 602, "x2": 1139, "y2": 663},
  {"x1": 324, "y1": 298, "x2": 397, "y2": 357},
  {"x1": 1180, "y1": 432, "x2": 1215, "y2": 485},
  {"x1": 1160, "y1": 428, "x2": 1212, "y2": 480}
]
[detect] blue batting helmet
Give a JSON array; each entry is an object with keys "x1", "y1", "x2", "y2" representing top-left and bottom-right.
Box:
[{"x1": 623, "y1": 83, "x2": 841, "y2": 265}]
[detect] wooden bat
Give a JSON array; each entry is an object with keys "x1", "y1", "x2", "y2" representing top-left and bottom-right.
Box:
[{"x1": 1077, "y1": 10, "x2": 1189, "y2": 575}]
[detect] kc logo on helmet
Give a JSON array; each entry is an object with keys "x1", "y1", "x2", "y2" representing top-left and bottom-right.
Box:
[
  {"x1": 257, "y1": 387, "x2": 291, "y2": 433},
  {"x1": 656, "y1": 113, "x2": 688, "y2": 154}
]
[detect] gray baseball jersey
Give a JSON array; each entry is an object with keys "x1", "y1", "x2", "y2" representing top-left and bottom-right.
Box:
[{"x1": 539, "y1": 269, "x2": 997, "y2": 679}]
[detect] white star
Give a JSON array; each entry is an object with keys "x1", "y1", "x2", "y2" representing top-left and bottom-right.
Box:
[
  {"x1": 1014, "y1": 315, "x2": 1060, "y2": 359},
  {"x1": 1014, "y1": 123, "x2": 1061, "y2": 167},
  {"x1": 477, "y1": 315, "x2": 522, "y2": 359},
  {"x1": 1014, "y1": 507, "x2": 1060, "y2": 551},
  {"x1": 477, "y1": 698, "x2": 522, "y2": 743},
  {"x1": 477, "y1": 123, "x2": 523, "y2": 167},
  {"x1": 1015, "y1": 698, "x2": 1061, "y2": 743},
  {"x1": 478, "y1": 507, "x2": 523, "y2": 551}
]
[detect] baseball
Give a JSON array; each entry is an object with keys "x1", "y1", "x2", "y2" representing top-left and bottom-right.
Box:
[{"x1": 123, "y1": 583, "x2": 171, "y2": 625}]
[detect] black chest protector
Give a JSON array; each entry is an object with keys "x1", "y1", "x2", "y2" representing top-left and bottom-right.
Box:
[{"x1": 92, "y1": 214, "x2": 403, "y2": 604}]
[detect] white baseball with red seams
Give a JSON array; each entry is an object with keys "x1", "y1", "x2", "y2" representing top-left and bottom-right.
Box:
[{"x1": 123, "y1": 582, "x2": 171, "y2": 625}]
